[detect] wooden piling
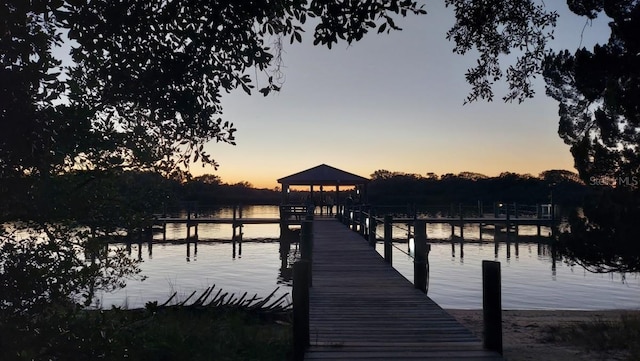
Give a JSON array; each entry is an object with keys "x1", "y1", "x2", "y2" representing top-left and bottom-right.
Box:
[
  {"x1": 384, "y1": 215, "x2": 392, "y2": 265},
  {"x1": 414, "y1": 220, "x2": 428, "y2": 293},
  {"x1": 233, "y1": 205, "x2": 237, "y2": 225},
  {"x1": 368, "y1": 215, "x2": 377, "y2": 247},
  {"x1": 505, "y1": 204, "x2": 511, "y2": 238},
  {"x1": 351, "y1": 207, "x2": 358, "y2": 232},
  {"x1": 293, "y1": 260, "x2": 310, "y2": 361},
  {"x1": 301, "y1": 220, "x2": 313, "y2": 261},
  {"x1": 359, "y1": 206, "x2": 366, "y2": 237},
  {"x1": 301, "y1": 220, "x2": 313, "y2": 287},
  {"x1": 459, "y1": 210, "x2": 464, "y2": 239},
  {"x1": 482, "y1": 260, "x2": 503, "y2": 355}
]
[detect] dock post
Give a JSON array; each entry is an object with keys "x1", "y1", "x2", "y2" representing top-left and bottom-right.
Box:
[
  {"x1": 342, "y1": 204, "x2": 349, "y2": 226},
  {"x1": 301, "y1": 220, "x2": 313, "y2": 259},
  {"x1": 351, "y1": 206, "x2": 358, "y2": 232},
  {"x1": 359, "y1": 206, "x2": 366, "y2": 237},
  {"x1": 482, "y1": 260, "x2": 503, "y2": 355},
  {"x1": 233, "y1": 205, "x2": 237, "y2": 226},
  {"x1": 293, "y1": 260, "x2": 310, "y2": 361},
  {"x1": 413, "y1": 220, "x2": 429, "y2": 293},
  {"x1": 384, "y1": 215, "x2": 392, "y2": 265},
  {"x1": 368, "y1": 214, "x2": 377, "y2": 247},
  {"x1": 505, "y1": 203, "x2": 511, "y2": 238},
  {"x1": 459, "y1": 208, "x2": 464, "y2": 239},
  {"x1": 301, "y1": 220, "x2": 313, "y2": 287}
]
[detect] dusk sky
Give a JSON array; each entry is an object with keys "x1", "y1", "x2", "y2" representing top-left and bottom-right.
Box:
[{"x1": 199, "y1": 3, "x2": 609, "y2": 188}]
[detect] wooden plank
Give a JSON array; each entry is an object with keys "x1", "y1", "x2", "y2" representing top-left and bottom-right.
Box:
[
  {"x1": 305, "y1": 218, "x2": 503, "y2": 360},
  {"x1": 155, "y1": 217, "x2": 282, "y2": 224}
]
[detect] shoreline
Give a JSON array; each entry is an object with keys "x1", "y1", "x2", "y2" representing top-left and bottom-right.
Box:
[{"x1": 446, "y1": 309, "x2": 640, "y2": 361}]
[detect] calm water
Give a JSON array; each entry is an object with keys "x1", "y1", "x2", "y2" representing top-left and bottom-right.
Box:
[{"x1": 99, "y1": 205, "x2": 640, "y2": 310}]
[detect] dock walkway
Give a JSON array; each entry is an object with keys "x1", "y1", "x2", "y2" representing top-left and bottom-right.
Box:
[{"x1": 305, "y1": 218, "x2": 503, "y2": 360}]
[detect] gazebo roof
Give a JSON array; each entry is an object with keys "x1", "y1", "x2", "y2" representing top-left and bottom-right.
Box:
[{"x1": 277, "y1": 164, "x2": 369, "y2": 186}]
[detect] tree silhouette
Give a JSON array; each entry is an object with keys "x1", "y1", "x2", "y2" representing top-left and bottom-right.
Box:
[
  {"x1": 1, "y1": 0, "x2": 426, "y2": 176},
  {"x1": 544, "y1": 2, "x2": 640, "y2": 187},
  {"x1": 541, "y1": 2, "x2": 640, "y2": 272},
  {"x1": 445, "y1": 0, "x2": 558, "y2": 103}
]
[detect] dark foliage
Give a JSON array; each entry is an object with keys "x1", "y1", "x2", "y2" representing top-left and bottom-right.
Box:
[
  {"x1": 367, "y1": 170, "x2": 589, "y2": 207},
  {"x1": 1, "y1": 0, "x2": 426, "y2": 176},
  {"x1": 557, "y1": 188, "x2": 640, "y2": 273},
  {"x1": 445, "y1": 0, "x2": 558, "y2": 103},
  {"x1": 544, "y1": 1, "x2": 640, "y2": 188}
]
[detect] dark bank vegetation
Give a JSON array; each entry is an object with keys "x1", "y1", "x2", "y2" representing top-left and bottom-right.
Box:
[
  {"x1": 0, "y1": 287, "x2": 292, "y2": 361},
  {"x1": 0, "y1": 168, "x2": 591, "y2": 223},
  {"x1": 367, "y1": 169, "x2": 589, "y2": 206},
  {"x1": 544, "y1": 313, "x2": 640, "y2": 361}
]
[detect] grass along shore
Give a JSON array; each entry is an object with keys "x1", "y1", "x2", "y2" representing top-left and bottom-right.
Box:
[
  {"x1": 5, "y1": 297, "x2": 639, "y2": 361},
  {"x1": 2, "y1": 287, "x2": 293, "y2": 361},
  {"x1": 447, "y1": 309, "x2": 640, "y2": 361}
]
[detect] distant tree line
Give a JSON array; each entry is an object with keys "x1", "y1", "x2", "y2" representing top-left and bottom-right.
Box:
[
  {"x1": 1, "y1": 169, "x2": 589, "y2": 222},
  {"x1": 367, "y1": 169, "x2": 589, "y2": 207}
]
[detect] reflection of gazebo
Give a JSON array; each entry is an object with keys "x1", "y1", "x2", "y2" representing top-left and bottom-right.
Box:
[{"x1": 277, "y1": 164, "x2": 369, "y2": 213}]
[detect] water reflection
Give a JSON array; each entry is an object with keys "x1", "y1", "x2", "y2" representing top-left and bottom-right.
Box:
[
  {"x1": 556, "y1": 191, "x2": 640, "y2": 274},
  {"x1": 277, "y1": 229, "x2": 300, "y2": 287},
  {"x1": 98, "y1": 206, "x2": 639, "y2": 310}
]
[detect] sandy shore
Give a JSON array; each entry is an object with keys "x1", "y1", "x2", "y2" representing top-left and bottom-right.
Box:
[{"x1": 446, "y1": 309, "x2": 640, "y2": 361}]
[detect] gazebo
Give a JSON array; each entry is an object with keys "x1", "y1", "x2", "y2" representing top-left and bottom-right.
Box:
[{"x1": 277, "y1": 164, "x2": 369, "y2": 215}]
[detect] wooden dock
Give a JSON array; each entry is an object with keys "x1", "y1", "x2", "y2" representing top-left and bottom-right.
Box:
[
  {"x1": 305, "y1": 218, "x2": 503, "y2": 360},
  {"x1": 154, "y1": 217, "x2": 282, "y2": 225}
]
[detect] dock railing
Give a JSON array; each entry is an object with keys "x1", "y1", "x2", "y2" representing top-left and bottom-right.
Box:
[{"x1": 339, "y1": 201, "x2": 559, "y2": 242}]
